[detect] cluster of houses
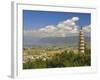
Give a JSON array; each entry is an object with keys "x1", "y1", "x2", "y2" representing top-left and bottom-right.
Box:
[
  {"x1": 23, "y1": 46, "x2": 79, "y2": 63},
  {"x1": 23, "y1": 52, "x2": 52, "y2": 63}
]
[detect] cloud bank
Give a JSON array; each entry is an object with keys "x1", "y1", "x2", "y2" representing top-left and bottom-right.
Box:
[{"x1": 24, "y1": 17, "x2": 90, "y2": 38}]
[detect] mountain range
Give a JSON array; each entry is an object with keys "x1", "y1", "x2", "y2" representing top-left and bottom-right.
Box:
[{"x1": 23, "y1": 36, "x2": 90, "y2": 48}]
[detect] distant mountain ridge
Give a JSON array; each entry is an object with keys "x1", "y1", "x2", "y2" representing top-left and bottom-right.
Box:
[{"x1": 24, "y1": 36, "x2": 90, "y2": 48}]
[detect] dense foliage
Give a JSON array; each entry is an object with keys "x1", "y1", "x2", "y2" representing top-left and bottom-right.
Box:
[{"x1": 23, "y1": 48, "x2": 91, "y2": 69}]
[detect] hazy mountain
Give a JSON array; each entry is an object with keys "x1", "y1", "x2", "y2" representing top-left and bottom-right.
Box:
[{"x1": 23, "y1": 36, "x2": 90, "y2": 48}]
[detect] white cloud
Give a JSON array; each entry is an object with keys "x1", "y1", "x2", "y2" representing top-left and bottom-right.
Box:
[
  {"x1": 72, "y1": 17, "x2": 79, "y2": 21},
  {"x1": 57, "y1": 17, "x2": 79, "y2": 31},
  {"x1": 83, "y1": 25, "x2": 91, "y2": 32},
  {"x1": 24, "y1": 17, "x2": 90, "y2": 38},
  {"x1": 39, "y1": 25, "x2": 57, "y2": 33}
]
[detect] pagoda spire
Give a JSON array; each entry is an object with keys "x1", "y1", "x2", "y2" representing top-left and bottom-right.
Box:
[{"x1": 79, "y1": 26, "x2": 85, "y2": 54}]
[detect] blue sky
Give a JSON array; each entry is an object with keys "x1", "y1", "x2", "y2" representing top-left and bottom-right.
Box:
[{"x1": 23, "y1": 10, "x2": 91, "y2": 31}]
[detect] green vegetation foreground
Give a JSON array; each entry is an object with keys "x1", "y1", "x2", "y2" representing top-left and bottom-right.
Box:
[{"x1": 23, "y1": 48, "x2": 91, "y2": 69}]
